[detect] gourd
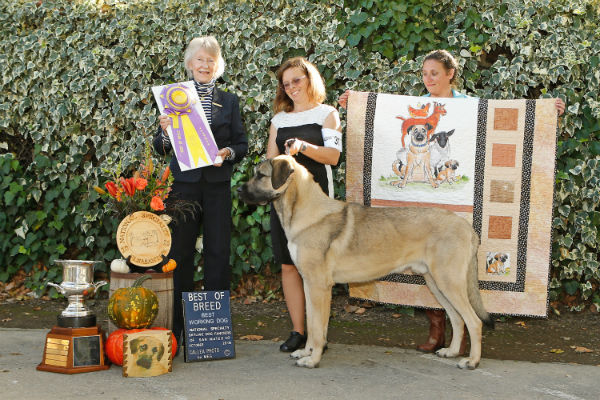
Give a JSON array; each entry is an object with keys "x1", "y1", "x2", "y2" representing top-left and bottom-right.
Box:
[
  {"x1": 105, "y1": 327, "x2": 177, "y2": 365},
  {"x1": 107, "y1": 275, "x2": 158, "y2": 329},
  {"x1": 162, "y1": 259, "x2": 177, "y2": 273},
  {"x1": 110, "y1": 258, "x2": 130, "y2": 274}
]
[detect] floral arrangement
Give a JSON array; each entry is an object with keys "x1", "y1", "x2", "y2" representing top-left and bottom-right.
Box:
[{"x1": 93, "y1": 153, "x2": 172, "y2": 219}]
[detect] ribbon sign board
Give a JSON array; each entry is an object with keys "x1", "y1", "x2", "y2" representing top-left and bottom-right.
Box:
[
  {"x1": 182, "y1": 291, "x2": 235, "y2": 362},
  {"x1": 152, "y1": 81, "x2": 219, "y2": 171}
]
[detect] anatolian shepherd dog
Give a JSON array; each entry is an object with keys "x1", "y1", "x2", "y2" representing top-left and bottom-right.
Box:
[{"x1": 238, "y1": 155, "x2": 494, "y2": 370}]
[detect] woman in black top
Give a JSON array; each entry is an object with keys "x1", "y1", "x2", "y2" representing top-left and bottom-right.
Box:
[
  {"x1": 267, "y1": 57, "x2": 343, "y2": 352},
  {"x1": 153, "y1": 36, "x2": 248, "y2": 350}
]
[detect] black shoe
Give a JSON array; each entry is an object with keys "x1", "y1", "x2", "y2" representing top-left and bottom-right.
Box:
[{"x1": 279, "y1": 331, "x2": 306, "y2": 352}]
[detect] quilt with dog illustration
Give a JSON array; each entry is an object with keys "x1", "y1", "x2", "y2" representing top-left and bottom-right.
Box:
[{"x1": 346, "y1": 92, "x2": 558, "y2": 317}]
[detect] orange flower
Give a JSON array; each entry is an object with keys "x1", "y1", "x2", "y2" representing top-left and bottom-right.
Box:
[
  {"x1": 120, "y1": 177, "x2": 135, "y2": 196},
  {"x1": 134, "y1": 178, "x2": 148, "y2": 190},
  {"x1": 150, "y1": 196, "x2": 165, "y2": 211},
  {"x1": 161, "y1": 166, "x2": 171, "y2": 183},
  {"x1": 105, "y1": 181, "x2": 118, "y2": 197},
  {"x1": 93, "y1": 186, "x2": 106, "y2": 195}
]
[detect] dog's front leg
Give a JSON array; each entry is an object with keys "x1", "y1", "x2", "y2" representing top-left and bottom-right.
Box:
[
  {"x1": 294, "y1": 280, "x2": 332, "y2": 368},
  {"x1": 423, "y1": 154, "x2": 439, "y2": 188},
  {"x1": 399, "y1": 153, "x2": 415, "y2": 188}
]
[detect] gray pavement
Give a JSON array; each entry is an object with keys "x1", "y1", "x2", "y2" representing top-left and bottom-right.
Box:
[{"x1": 0, "y1": 328, "x2": 597, "y2": 400}]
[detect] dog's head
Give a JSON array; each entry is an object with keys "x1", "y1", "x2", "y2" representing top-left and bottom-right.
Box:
[
  {"x1": 407, "y1": 123, "x2": 433, "y2": 144},
  {"x1": 444, "y1": 159, "x2": 459, "y2": 170},
  {"x1": 130, "y1": 336, "x2": 165, "y2": 370},
  {"x1": 237, "y1": 156, "x2": 295, "y2": 205},
  {"x1": 494, "y1": 253, "x2": 508, "y2": 263},
  {"x1": 429, "y1": 129, "x2": 455, "y2": 148}
]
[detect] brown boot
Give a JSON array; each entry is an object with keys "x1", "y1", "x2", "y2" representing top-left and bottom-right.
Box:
[{"x1": 416, "y1": 309, "x2": 446, "y2": 353}]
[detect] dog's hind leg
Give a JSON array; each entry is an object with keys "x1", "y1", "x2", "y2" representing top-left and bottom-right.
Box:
[
  {"x1": 423, "y1": 274, "x2": 465, "y2": 358},
  {"x1": 429, "y1": 274, "x2": 483, "y2": 369},
  {"x1": 294, "y1": 280, "x2": 332, "y2": 368}
]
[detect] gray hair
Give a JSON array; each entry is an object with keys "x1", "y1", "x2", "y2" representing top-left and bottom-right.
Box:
[{"x1": 183, "y1": 36, "x2": 226, "y2": 80}]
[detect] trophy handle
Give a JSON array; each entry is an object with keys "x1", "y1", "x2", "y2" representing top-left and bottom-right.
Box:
[
  {"x1": 46, "y1": 282, "x2": 66, "y2": 296},
  {"x1": 92, "y1": 280, "x2": 108, "y2": 291}
]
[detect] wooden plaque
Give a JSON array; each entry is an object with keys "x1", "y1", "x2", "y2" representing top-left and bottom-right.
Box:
[
  {"x1": 123, "y1": 330, "x2": 173, "y2": 377},
  {"x1": 37, "y1": 326, "x2": 110, "y2": 374},
  {"x1": 117, "y1": 211, "x2": 171, "y2": 267}
]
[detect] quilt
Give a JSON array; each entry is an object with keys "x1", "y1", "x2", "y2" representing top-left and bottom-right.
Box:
[{"x1": 346, "y1": 92, "x2": 558, "y2": 317}]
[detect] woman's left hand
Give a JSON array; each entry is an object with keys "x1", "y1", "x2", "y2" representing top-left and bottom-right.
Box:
[
  {"x1": 284, "y1": 138, "x2": 306, "y2": 156},
  {"x1": 213, "y1": 148, "x2": 231, "y2": 167},
  {"x1": 555, "y1": 98, "x2": 565, "y2": 116}
]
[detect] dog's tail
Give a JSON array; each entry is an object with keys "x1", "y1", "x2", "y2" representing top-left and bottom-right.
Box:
[{"x1": 467, "y1": 234, "x2": 495, "y2": 329}]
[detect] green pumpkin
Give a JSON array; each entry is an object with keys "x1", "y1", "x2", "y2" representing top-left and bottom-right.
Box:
[{"x1": 108, "y1": 275, "x2": 159, "y2": 329}]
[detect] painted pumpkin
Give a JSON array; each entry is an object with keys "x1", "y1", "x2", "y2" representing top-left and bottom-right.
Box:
[
  {"x1": 105, "y1": 327, "x2": 177, "y2": 365},
  {"x1": 107, "y1": 275, "x2": 159, "y2": 329}
]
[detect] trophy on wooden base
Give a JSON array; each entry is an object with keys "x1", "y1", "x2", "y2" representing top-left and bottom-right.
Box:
[{"x1": 37, "y1": 260, "x2": 110, "y2": 374}]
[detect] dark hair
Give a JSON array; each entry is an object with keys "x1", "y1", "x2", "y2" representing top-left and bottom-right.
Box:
[{"x1": 423, "y1": 50, "x2": 459, "y2": 86}]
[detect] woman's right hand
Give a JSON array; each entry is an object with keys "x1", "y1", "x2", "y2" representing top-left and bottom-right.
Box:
[
  {"x1": 159, "y1": 114, "x2": 172, "y2": 131},
  {"x1": 338, "y1": 90, "x2": 351, "y2": 110}
]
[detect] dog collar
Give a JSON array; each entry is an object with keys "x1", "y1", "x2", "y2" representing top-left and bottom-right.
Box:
[{"x1": 411, "y1": 140, "x2": 427, "y2": 148}]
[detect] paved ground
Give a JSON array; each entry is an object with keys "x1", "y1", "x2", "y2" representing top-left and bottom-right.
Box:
[{"x1": 1, "y1": 328, "x2": 598, "y2": 400}]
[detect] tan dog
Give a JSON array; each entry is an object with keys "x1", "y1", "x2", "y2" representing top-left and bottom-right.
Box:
[
  {"x1": 238, "y1": 156, "x2": 494, "y2": 370},
  {"x1": 435, "y1": 160, "x2": 460, "y2": 185},
  {"x1": 127, "y1": 335, "x2": 167, "y2": 376},
  {"x1": 394, "y1": 123, "x2": 439, "y2": 188},
  {"x1": 487, "y1": 253, "x2": 509, "y2": 274}
]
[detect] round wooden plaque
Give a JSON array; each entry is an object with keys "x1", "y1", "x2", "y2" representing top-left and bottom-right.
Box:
[{"x1": 116, "y1": 211, "x2": 171, "y2": 267}]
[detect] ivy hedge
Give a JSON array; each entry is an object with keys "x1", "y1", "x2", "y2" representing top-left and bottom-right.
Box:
[{"x1": 1, "y1": 0, "x2": 598, "y2": 311}]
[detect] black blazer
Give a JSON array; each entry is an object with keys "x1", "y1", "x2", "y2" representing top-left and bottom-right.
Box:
[{"x1": 153, "y1": 87, "x2": 248, "y2": 183}]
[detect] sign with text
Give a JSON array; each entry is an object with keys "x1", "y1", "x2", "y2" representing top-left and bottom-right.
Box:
[{"x1": 182, "y1": 290, "x2": 235, "y2": 362}]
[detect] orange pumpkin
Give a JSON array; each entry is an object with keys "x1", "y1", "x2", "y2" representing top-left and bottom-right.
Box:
[
  {"x1": 162, "y1": 259, "x2": 177, "y2": 273},
  {"x1": 105, "y1": 328, "x2": 177, "y2": 365}
]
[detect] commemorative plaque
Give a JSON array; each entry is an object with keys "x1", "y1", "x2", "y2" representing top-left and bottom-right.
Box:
[
  {"x1": 117, "y1": 211, "x2": 171, "y2": 267},
  {"x1": 182, "y1": 291, "x2": 235, "y2": 362}
]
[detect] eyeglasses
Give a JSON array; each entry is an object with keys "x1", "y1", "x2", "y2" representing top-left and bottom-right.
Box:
[
  {"x1": 197, "y1": 58, "x2": 216, "y2": 66},
  {"x1": 281, "y1": 75, "x2": 307, "y2": 90}
]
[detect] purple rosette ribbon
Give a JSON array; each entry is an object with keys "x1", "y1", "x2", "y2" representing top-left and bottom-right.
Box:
[{"x1": 160, "y1": 83, "x2": 219, "y2": 169}]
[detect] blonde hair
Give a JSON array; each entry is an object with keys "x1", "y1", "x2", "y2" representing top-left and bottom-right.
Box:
[
  {"x1": 183, "y1": 36, "x2": 225, "y2": 80},
  {"x1": 273, "y1": 57, "x2": 326, "y2": 113}
]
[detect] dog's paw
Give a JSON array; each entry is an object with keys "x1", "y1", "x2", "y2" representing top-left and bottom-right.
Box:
[
  {"x1": 436, "y1": 347, "x2": 459, "y2": 358},
  {"x1": 290, "y1": 348, "x2": 311, "y2": 359},
  {"x1": 457, "y1": 357, "x2": 478, "y2": 370},
  {"x1": 295, "y1": 356, "x2": 319, "y2": 368}
]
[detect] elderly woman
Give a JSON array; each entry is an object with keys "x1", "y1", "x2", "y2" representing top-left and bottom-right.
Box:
[
  {"x1": 153, "y1": 36, "x2": 248, "y2": 351},
  {"x1": 267, "y1": 57, "x2": 343, "y2": 352},
  {"x1": 339, "y1": 49, "x2": 564, "y2": 355}
]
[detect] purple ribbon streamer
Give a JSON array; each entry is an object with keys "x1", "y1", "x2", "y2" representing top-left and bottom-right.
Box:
[{"x1": 160, "y1": 83, "x2": 218, "y2": 168}]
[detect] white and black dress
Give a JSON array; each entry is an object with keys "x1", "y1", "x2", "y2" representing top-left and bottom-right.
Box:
[{"x1": 270, "y1": 104, "x2": 337, "y2": 265}]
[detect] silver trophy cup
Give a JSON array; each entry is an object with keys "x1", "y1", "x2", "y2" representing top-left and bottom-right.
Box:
[{"x1": 47, "y1": 260, "x2": 107, "y2": 328}]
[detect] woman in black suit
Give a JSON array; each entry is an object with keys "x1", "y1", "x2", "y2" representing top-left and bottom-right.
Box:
[{"x1": 153, "y1": 36, "x2": 248, "y2": 349}]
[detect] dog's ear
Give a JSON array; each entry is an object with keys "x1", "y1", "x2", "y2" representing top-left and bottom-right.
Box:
[
  {"x1": 271, "y1": 158, "x2": 294, "y2": 189},
  {"x1": 424, "y1": 123, "x2": 433, "y2": 131},
  {"x1": 156, "y1": 343, "x2": 165, "y2": 361},
  {"x1": 447, "y1": 129, "x2": 455, "y2": 137},
  {"x1": 130, "y1": 338, "x2": 140, "y2": 354}
]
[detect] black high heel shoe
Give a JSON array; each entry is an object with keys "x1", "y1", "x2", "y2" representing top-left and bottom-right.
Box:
[{"x1": 279, "y1": 331, "x2": 306, "y2": 352}]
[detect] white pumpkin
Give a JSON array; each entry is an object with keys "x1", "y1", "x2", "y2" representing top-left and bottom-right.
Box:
[{"x1": 110, "y1": 258, "x2": 130, "y2": 273}]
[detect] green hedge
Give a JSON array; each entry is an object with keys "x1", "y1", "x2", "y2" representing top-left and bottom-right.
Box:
[{"x1": 1, "y1": 0, "x2": 598, "y2": 311}]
